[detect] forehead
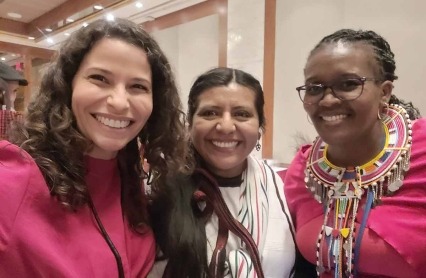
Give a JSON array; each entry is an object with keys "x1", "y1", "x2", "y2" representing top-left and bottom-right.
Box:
[
  {"x1": 304, "y1": 42, "x2": 378, "y2": 80},
  {"x1": 197, "y1": 83, "x2": 256, "y2": 108}
]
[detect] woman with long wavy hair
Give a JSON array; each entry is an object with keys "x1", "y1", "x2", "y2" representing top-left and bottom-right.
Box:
[{"x1": 0, "y1": 18, "x2": 189, "y2": 277}]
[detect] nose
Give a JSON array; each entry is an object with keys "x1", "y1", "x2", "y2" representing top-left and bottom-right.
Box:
[
  {"x1": 107, "y1": 85, "x2": 130, "y2": 113},
  {"x1": 216, "y1": 114, "x2": 236, "y2": 133},
  {"x1": 318, "y1": 87, "x2": 340, "y2": 107}
]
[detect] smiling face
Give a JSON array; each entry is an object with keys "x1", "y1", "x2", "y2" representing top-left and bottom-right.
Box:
[
  {"x1": 190, "y1": 83, "x2": 260, "y2": 177},
  {"x1": 72, "y1": 38, "x2": 153, "y2": 159},
  {"x1": 303, "y1": 42, "x2": 392, "y2": 148}
]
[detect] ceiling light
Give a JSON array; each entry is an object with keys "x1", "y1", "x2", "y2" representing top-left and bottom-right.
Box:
[
  {"x1": 66, "y1": 18, "x2": 75, "y2": 23},
  {"x1": 64, "y1": 32, "x2": 70, "y2": 36},
  {"x1": 106, "y1": 13, "x2": 115, "y2": 21},
  {"x1": 1, "y1": 57, "x2": 6, "y2": 61},
  {"x1": 47, "y1": 38, "x2": 54, "y2": 44},
  {"x1": 45, "y1": 28, "x2": 52, "y2": 32},
  {"x1": 28, "y1": 36, "x2": 35, "y2": 40},
  {"x1": 94, "y1": 5, "x2": 103, "y2": 10},
  {"x1": 135, "y1": 2, "x2": 143, "y2": 8},
  {"x1": 7, "y1": 12, "x2": 22, "y2": 19},
  {"x1": 82, "y1": 22, "x2": 89, "y2": 27}
]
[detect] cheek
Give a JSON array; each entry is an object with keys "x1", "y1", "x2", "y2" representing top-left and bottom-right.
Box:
[
  {"x1": 189, "y1": 122, "x2": 206, "y2": 145},
  {"x1": 303, "y1": 103, "x2": 315, "y2": 115},
  {"x1": 134, "y1": 96, "x2": 153, "y2": 116}
]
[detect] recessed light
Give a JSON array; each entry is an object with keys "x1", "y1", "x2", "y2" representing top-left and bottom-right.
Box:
[
  {"x1": 135, "y1": 2, "x2": 143, "y2": 8},
  {"x1": 64, "y1": 32, "x2": 70, "y2": 36},
  {"x1": 7, "y1": 12, "x2": 22, "y2": 19},
  {"x1": 47, "y1": 38, "x2": 54, "y2": 44},
  {"x1": 1, "y1": 57, "x2": 6, "y2": 61},
  {"x1": 94, "y1": 5, "x2": 103, "y2": 10},
  {"x1": 106, "y1": 13, "x2": 115, "y2": 21},
  {"x1": 66, "y1": 18, "x2": 75, "y2": 23},
  {"x1": 82, "y1": 22, "x2": 89, "y2": 27},
  {"x1": 45, "y1": 28, "x2": 52, "y2": 32},
  {"x1": 28, "y1": 36, "x2": 35, "y2": 40}
]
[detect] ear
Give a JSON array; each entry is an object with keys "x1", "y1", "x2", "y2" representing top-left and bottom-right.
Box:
[{"x1": 380, "y1": 80, "x2": 393, "y2": 103}]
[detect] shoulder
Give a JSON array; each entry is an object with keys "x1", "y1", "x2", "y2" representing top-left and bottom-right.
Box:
[
  {"x1": 0, "y1": 141, "x2": 42, "y2": 245},
  {"x1": 285, "y1": 144, "x2": 312, "y2": 187},
  {"x1": 0, "y1": 140, "x2": 40, "y2": 201},
  {"x1": 412, "y1": 118, "x2": 426, "y2": 140}
]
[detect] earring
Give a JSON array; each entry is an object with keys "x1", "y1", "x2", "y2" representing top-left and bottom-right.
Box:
[{"x1": 255, "y1": 141, "x2": 261, "y2": 151}]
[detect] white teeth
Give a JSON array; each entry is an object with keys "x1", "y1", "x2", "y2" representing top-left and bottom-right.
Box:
[
  {"x1": 322, "y1": 114, "x2": 347, "y2": 122},
  {"x1": 95, "y1": 115, "x2": 130, "y2": 128},
  {"x1": 212, "y1": 141, "x2": 238, "y2": 148}
]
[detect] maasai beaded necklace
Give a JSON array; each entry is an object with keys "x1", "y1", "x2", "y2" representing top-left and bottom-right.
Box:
[{"x1": 304, "y1": 104, "x2": 412, "y2": 278}]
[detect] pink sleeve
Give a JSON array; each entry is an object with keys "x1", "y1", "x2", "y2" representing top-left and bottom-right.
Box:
[
  {"x1": 0, "y1": 141, "x2": 34, "y2": 247},
  {"x1": 136, "y1": 231, "x2": 156, "y2": 278},
  {"x1": 284, "y1": 145, "x2": 324, "y2": 231},
  {"x1": 366, "y1": 118, "x2": 426, "y2": 275}
]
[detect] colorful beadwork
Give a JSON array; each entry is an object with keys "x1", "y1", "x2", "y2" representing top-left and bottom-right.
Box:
[{"x1": 304, "y1": 104, "x2": 412, "y2": 277}]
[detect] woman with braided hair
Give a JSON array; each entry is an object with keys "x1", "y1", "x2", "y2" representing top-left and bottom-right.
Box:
[{"x1": 285, "y1": 29, "x2": 425, "y2": 277}]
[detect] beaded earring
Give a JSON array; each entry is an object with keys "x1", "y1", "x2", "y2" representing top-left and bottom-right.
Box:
[{"x1": 255, "y1": 141, "x2": 261, "y2": 151}]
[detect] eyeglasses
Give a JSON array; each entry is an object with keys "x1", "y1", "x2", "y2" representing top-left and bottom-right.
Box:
[{"x1": 296, "y1": 77, "x2": 379, "y2": 105}]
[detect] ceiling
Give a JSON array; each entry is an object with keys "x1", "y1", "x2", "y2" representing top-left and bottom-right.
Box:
[{"x1": 0, "y1": 0, "x2": 206, "y2": 62}]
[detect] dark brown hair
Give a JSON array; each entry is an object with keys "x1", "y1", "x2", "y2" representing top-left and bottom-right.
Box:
[{"x1": 10, "y1": 18, "x2": 190, "y2": 229}]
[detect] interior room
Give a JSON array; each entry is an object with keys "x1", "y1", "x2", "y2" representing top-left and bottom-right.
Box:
[{"x1": 1, "y1": 0, "x2": 425, "y2": 164}]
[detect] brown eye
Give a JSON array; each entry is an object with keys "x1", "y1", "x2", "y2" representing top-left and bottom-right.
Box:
[
  {"x1": 335, "y1": 79, "x2": 363, "y2": 92},
  {"x1": 88, "y1": 74, "x2": 108, "y2": 83},
  {"x1": 305, "y1": 84, "x2": 324, "y2": 96}
]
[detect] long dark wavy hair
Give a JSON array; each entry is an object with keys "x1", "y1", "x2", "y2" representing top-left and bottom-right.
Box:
[
  {"x1": 10, "y1": 18, "x2": 190, "y2": 230},
  {"x1": 310, "y1": 29, "x2": 421, "y2": 120},
  {"x1": 150, "y1": 67, "x2": 266, "y2": 277}
]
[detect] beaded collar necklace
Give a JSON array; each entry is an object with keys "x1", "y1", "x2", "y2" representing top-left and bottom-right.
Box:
[{"x1": 304, "y1": 104, "x2": 412, "y2": 277}]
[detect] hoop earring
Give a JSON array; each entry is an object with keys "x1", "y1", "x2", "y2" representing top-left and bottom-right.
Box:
[
  {"x1": 255, "y1": 141, "x2": 261, "y2": 151},
  {"x1": 306, "y1": 113, "x2": 313, "y2": 125}
]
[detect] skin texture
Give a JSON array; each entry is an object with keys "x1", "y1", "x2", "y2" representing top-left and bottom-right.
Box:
[
  {"x1": 4, "y1": 81, "x2": 19, "y2": 110},
  {"x1": 190, "y1": 83, "x2": 260, "y2": 177},
  {"x1": 71, "y1": 38, "x2": 153, "y2": 160},
  {"x1": 303, "y1": 42, "x2": 393, "y2": 166}
]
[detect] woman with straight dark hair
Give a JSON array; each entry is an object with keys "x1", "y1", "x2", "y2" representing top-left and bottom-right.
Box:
[{"x1": 149, "y1": 67, "x2": 296, "y2": 278}]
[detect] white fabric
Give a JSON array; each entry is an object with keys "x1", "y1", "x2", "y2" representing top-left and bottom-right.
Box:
[
  {"x1": 205, "y1": 155, "x2": 295, "y2": 278},
  {"x1": 148, "y1": 156, "x2": 295, "y2": 278}
]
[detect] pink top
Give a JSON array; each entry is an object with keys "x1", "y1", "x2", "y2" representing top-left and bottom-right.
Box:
[
  {"x1": 284, "y1": 118, "x2": 426, "y2": 278},
  {"x1": 0, "y1": 141, "x2": 155, "y2": 277}
]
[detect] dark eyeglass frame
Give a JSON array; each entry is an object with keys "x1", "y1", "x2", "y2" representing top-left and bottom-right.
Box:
[{"x1": 296, "y1": 77, "x2": 380, "y2": 105}]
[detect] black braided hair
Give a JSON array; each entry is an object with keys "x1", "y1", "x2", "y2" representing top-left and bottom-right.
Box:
[{"x1": 310, "y1": 29, "x2": 421, "y2": 120}]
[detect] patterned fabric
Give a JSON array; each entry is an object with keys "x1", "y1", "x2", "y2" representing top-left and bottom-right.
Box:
[
  {"x1": 0, "y1": 110, "x2": 23, "y2": 140},
  {"x1": 206, "y1": 155, "x2": 296, "y2": 278}
]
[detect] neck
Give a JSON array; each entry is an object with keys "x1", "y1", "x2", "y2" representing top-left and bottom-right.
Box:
[{"x1": 326, "y1": 121, "x2": 385, "y2": 167}]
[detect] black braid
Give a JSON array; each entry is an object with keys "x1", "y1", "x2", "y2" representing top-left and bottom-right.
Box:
[{"x1": 310, "y1": 29, "x2": 421, "y2": 120}]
